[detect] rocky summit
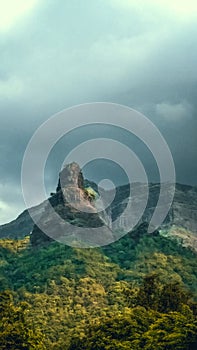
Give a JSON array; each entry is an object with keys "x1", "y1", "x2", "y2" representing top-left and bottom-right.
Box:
[
  {"x1": 29, "y1": 162, "x2": 113, "y2": 247},
  {"x1": 0, "y1": 162, "x2": 197, "y2": 250}
]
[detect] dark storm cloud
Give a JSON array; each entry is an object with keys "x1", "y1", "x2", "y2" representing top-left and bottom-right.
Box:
[{"x1": 0, "y1": 0, "x2": 197, "y2": 223}]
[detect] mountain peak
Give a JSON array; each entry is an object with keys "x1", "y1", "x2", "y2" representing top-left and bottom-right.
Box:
[
  {"x1": 56, "y1": 162, "x2": 84, "y2": 192},
  {"x1": 30, "y1": 162, "x2": 113, "y2": 247},
  {"x1": 54, "y1": 162, "x2": 96, "y2": 212},
  {"x1": 0, "y1": 163, "x2": 197, "y2": 250}
]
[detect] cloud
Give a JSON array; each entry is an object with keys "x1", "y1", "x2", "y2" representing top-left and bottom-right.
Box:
[
  {"x1": 155, "y1": 102, "x2": 193, "y2": 122},
  {"x1": 0, "y1": 0, "x2": 196, "y2": 224},
  {"x1": 0, "y1": 184, "x2": 24, "y2": 224},
  {"x1": 0, "y1": 200, "x2": 16, "y2": 224},
  {"x1": 0, "y1": 77, "x2": 24, "y2": 99},
  {"x1": 0, "y1": 0, "x2": 39, "y2": 32},
  {"x1": 111, "y1": 0, "x2": 197, "y2": 21}
]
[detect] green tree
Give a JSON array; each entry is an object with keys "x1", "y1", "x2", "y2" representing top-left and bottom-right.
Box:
[
  {"x1": 139, "y1": 311, "x2": 197, "y2": 350},
  {"x1": 136, "y1": 273, "x2": 160, "y2": 310},
  {"x1": 0, "y1": 290, "x2": 46, "y2": 350},
  {"x1": 158, "y1": 281, "x2": 191, "y2": 313}
]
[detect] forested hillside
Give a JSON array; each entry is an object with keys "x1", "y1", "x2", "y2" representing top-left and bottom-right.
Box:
[{"x1": 0, "y1": 224, "x2": 197, "y2": 349}]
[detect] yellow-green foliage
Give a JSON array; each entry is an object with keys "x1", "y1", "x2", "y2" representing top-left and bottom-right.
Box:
[
  {"x1": 84, "y1": 187, "x2": 97, "y2": 201},
  {"x1": 0, "y1": 290, "x2": 46, "y2": 349},
  {"x1": 0, "y1": 229, "x2": 197, "y2": 349}
]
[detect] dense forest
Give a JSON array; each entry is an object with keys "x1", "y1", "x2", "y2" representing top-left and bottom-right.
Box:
[{"x1": 0, "y1": 224, "x2": 197, "y2": 349}]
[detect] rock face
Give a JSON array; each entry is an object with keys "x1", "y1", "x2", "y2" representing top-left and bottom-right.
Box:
[
  {"x1": 56, "y1": 162, "x2": 84, "y2": 191},
  {"x1": 51, "y1": 162, "x2": 97, "y2": 213},
  {"x1": 29, "y1": 162, "x2": 113, "y2": 247},
  {"x1": 108, "y1": 183, "x2": 197, "y2": 234},
  {"x1": 0, "y1": 163, "x2": 197, "y2": 249}
]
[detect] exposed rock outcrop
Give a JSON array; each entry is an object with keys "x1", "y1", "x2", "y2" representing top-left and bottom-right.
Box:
[
  {"x1": 0, "y1": 163, "x2": 197, "y2": 250},
  {"x1": 30, "y1": 162, "x2": 113, "y2": 247}
]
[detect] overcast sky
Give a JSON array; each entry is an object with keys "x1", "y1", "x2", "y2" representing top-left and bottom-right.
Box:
[{"x1": 0, "y1": 0, "x2": 197, "y2": 224}]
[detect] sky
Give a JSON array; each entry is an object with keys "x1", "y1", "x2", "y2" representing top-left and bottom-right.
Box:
[{"x1": 0, "y1": 0, "x2": 197, "y2": 224}]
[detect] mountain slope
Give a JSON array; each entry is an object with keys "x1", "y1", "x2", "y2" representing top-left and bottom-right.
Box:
[
  {"x1": 0, "y1": 163, "x2": 197, "y2": 348},
  {"x1": 0, "y1": 223, "x2": 197, "y2": 349},
  {"x1": 1, "y1": 182, "x2": 197, "y2": 241}
]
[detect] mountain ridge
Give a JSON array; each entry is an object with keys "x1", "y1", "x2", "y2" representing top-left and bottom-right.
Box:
[{"x1": 0, "y1": 181, "x2": 196, "y2": 244}]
